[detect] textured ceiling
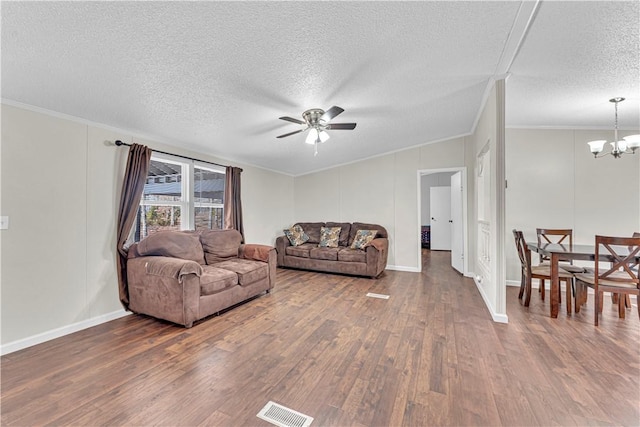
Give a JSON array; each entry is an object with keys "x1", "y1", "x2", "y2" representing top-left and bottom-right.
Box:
[{"x1": 2, "y1": 1, "x2": 639, "y2": 176}]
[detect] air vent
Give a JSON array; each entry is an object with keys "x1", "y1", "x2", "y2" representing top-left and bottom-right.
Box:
[
  {"x1": 257, "y1": 401, "x2": 313, "y2": 427},
  {"x1": 366, "y1": 292, "x2": 390, "y2": 299}
]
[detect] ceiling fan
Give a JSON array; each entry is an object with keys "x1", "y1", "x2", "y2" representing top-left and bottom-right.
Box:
[{"x1": 276, "y1": 106, "x2": 357, "y2": 155}]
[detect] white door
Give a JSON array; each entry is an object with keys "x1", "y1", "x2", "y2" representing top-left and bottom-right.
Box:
[
  {"x1": 450, "y1": 172, "x2": 464, "y2": 273},
  {"x1": 430, "y1": 186, "x2": 451, "y2": 250}
]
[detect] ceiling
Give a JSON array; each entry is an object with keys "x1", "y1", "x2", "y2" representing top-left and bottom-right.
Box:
[{"x1": 2, "y1": 1, "x2": 639, "y2": 176}]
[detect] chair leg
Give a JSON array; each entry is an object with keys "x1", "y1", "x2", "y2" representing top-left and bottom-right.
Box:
[
  {"x1": 618, "y1": 295, "x2": 626, "y2": 319},
  {"x1": 518, "y1": 273, "x2": 525, "y2": 300},
  {"x1": 574, "y1": 282, "x2": 582, "y2": 313},
  {"x1": 565, "y1": 279, "x2": 572, "y2": 315},
  {"x1": 598, "y1": 291, "x2": 604, "y2": 313},
  {"x1": 524, "y1": 275, "x2": 532, "y2": 307},
  {"x1": 625, "y1": 294, "x2": 631, "y2": 308},
  {"x1": 540, "y1": 279, "x2": 545, "y2": 301},
  {"x1": 594, "y1": 289, "x2": 599, "y2": 326}
]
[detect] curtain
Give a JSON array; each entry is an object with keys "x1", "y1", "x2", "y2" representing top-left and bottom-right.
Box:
[
  {"x1": 116, "y1": 143, "x2": 152, "y2": 309},
  {"x1": 224, "y1": 166, "x2": 244, "y2": 242}
]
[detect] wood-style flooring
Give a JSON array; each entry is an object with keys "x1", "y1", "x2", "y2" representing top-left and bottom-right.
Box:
[{"x1": 2, "y1": 250, "x2": 639, "y2": 426}]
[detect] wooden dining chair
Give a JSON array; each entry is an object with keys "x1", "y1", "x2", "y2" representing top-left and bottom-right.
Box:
[
  {"x1": 513, "y1": 230, "x2": 574, "y2": 311},
  {"x1": 574, "y1": 235, "x2": 640, "y2": 326},
  {"x1": 535, "y1": 228, "x2": 584, "y2": 301},
  {"x1": 610, "y1": 232, "x2": 640, "y2": 309}
]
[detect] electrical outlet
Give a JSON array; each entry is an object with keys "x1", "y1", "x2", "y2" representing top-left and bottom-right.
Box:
[{"x1": 0, "y1": 216, "x2": 9, "y2": 230}]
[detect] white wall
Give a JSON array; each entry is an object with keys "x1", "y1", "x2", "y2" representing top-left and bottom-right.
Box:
[
  {"x1": 420, "y1": 172, "x2": 455, "y2": 225},
  {"x1": 1, "y1": 104, "x2": 293, "y2": 351},
  {"x1": 505, "y1": 127, "x2": 640, "y2": 283},
  {"x1": 469, "y1": 84, "x2": 502, "y2": 320},
  {"x1": 293, "y1": 139, "x2": 466, "y2": 271}
]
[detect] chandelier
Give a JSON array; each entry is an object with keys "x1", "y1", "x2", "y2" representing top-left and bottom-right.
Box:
[{"x1": 587, "y1": 97, "x2": 640, "y2": 158}]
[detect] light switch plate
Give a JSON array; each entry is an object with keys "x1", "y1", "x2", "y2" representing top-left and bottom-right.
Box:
[{"x1": 0, "y1": 216, "x2": 9, "y2": 230}]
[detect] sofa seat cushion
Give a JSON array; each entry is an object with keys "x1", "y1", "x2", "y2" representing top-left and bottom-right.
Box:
[
  {"x1": 338, "y1": 248, "x2": 367, "y2": 263},
  {"x1": 285, "y1": 243, "x2": 315, "y2": 258},
  {"x1": 310, "y1": 247, "x2": 340, "y2": 261},
  {"x1": 200, "y1": 266, "x2": 238, "y2": 295},
  {"x1": 214, "y1": 259, "x2": 268, "y2": 286}
]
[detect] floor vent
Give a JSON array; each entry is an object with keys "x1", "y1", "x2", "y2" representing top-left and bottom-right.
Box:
[
  {"x1": 257, "y1": 401, "x2": 313, "y2": 427},
  {"x1": 366, "y1": 292, "x2": 390, "y2": 299}
]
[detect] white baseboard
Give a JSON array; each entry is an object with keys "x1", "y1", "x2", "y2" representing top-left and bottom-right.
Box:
[
  {"x1": 0, "y1": 309, "x2": 131, "y2": 356},
  {"x1": 473, "y1": 276, "x2": 509, "y2": 323},
  {"x1": 386, "y1": 265, "x2": 420, "y2": 273}
]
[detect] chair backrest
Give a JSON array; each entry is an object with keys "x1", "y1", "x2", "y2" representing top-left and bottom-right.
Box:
[
  {"x1": 594, "y1": 235, "x2": 640, "y2": 289},
  {"x1": 536, "y1": 228, "x2": 573, "y2": 263},
  {"x1": 513, "y1": 229, "x2": 532, "y2": 274}
]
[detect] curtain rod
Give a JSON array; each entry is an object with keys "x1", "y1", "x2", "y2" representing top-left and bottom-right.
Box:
[{"x1": 115, "y1": 140, "x2": 229, "y2": 169}]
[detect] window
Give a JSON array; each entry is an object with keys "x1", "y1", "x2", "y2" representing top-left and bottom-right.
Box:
[{"x1": 133, "y1": 155, "x2": 225, "y2": 241}]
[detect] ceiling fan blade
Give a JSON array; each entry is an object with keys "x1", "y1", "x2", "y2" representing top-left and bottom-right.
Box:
[
  {"x1": 320, "y1": 106, "x2": 344, "y2": 122},
  {"x1": 276, "y1": 129, "x2": 304, "y2": 139},
  {"x1": 279, "y1": 116, "x2": 305, "y2": 125},
  {"x1": 326, "y1": 123, "x2": 357, "y2": 130}
]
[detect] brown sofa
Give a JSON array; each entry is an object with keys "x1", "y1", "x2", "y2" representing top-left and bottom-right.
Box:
[
  {"x1": 126, "y1": 229, "x2": 276, "y2": 327},
  {"x1": 276, "y1": 222, "x2": 388, "y2": 278}
]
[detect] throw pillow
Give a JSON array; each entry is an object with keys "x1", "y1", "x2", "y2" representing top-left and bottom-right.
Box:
[
  {"x1": 350, "y1": 229, "x2": 378, "y2": 250},
  {"x1": 283, "y1": 224, "x2": 309, "y2": 246},
  {"x1": 318, "y1": 226, "x2": 341, "y2": 248}
]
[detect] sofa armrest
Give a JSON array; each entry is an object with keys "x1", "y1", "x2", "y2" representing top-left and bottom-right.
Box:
[
  {"x1": 369, "y1": 238, "x2": 387, "y2": 252},
  {"x1": 135, "y1": 256, "x2": 203, "y2": 283},
  {"x1": 275, "y1": 235, "x2": 291, "y2": 266},
  {"x1": 240, "y1": 244, "x2": 277, "y2": 290},
  {"x1": 366, "y1": 237, "x2": 388, "y2": 278}
]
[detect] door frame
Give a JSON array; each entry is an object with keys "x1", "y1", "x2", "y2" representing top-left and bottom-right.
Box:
[{"x1": 417, "y1": 167, "x2": 468, "y2": 275}]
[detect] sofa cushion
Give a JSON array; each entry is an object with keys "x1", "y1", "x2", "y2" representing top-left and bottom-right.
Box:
[
  {"x1": 285, "y1": 243, "x2": 315, "y2": 258},
  {"x1": 338, "y1": 248, "x2": 367, "y2": 263},
  {"x1": 310, "y1": 247, "x2": 340, "y2": 261},
  {"x1": 350, "y1": 229, "x2": 378, "y2": 249},
  {"x1": 325, "y1": 222, "x2": 351, "y2": 246},
  {"x1": 200, "y1": 229, "x2": 243, "y2": 264},
  {"x1": 214, "y1": 259, "x2": 268, "y2": 286},
  {"x1": 283, "y1": 224, "x2": 309, "y2": 246},
  {"x1": 137, "y1": 231, "x2": 206, "y2": 265},
  {"x1": 319, "y1": 226, "x2": 341, "y2": 248},
  {"x1": 199, "y1": 266, "x2": 238, "y2": 295},
  {"x1": 295, "y1": 222, "x2": 324, "y2": 244},
  {"x1": 349, "y1": 222, "x2": 388, "y2": 245}
]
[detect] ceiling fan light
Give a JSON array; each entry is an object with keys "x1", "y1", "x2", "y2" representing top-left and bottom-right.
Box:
[
  {"x1": 319, "y1": 130, "x2": 330, "y2": 143},
  {"x1": 305, "y1": 128, "x2": 318, "y2": 145},
  {"x1": 587, "y1": 140, "x2": 606, "y2": 154}
]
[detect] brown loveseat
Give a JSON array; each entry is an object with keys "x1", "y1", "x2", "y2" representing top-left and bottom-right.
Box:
[
  {"x1": 126, "y1": 229, "x2": 276, "y2": 327},
  {"x1": 276, "y1": 222, "x2": 388, "y2": 278}
]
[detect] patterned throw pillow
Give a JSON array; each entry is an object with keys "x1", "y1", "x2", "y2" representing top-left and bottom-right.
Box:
[
  {"x1": 350, "y1": 229, "x2": 378, "y2": 250},
  {"x1": 283, "y1": 224, "x2": 309, "y2": 246},
  {"x1": 318, "y1": 227, "x2": 341, "y2": 248}
]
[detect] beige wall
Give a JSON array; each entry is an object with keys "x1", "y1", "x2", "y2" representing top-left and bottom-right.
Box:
[
  {"x1": 1, "y1": 104, "x2": 293, "y2": 349},
  {"x1": 293, "y1": 139, "x2": 467, "y2": 270},
  {"x1": 505, "y1": 127, "x2": 640, "y2": 282}
]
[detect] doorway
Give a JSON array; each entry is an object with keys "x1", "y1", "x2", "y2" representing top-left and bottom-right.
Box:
[{"x1": 417, "y1": 167, "x2": 468, "y2": 275}]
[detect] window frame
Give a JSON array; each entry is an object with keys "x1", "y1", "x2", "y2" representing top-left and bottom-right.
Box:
[{"x1": 135, "y1": 153, "x2": 225, "y2": 241}]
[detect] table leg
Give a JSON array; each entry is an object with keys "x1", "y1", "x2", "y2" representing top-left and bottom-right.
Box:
[{"x1": 550, "y1": 253, "x2": 559, "y2": 318}]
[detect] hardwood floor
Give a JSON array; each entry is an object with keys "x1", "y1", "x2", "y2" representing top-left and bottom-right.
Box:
[{"x1": 2, "y1": 250, "x2": 639, "y2": 426}]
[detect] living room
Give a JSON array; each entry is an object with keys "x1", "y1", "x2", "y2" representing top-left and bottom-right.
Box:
[{"x1": 2, "y1": 2, "x2": 639, "y2": 426}]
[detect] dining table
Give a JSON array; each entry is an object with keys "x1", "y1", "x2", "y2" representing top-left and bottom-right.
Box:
[{"x1": 526, "y1": 242, "x2": 599, "y2": 318}]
